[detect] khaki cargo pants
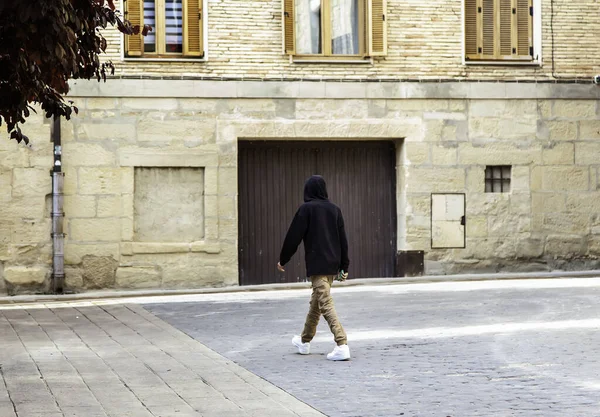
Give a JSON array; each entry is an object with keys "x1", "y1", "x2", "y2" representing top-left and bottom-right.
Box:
[{"x1": 301, "y1": 275, "x2": 347, "y2": 346}]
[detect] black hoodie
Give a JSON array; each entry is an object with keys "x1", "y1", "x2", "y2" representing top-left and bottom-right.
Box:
[{"x1": 279, "y1": 175, "x2": 350, "y2": 277}]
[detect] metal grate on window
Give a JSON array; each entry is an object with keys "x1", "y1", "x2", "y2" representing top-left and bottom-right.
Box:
[{"x1": 485, "y1": 166, "x2": 511, "y2": 193}]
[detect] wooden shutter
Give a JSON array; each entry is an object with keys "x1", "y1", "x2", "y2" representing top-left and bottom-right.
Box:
[
  {"x1": 283, "y1": 0, "x2": 295, "y2": 55},
  {"x1": 184, "y1": 0, "x2": 204, "y2": 56},
  {"x1": 368, "y1": 0, "x2": 387, "y2": 56},
  {"x1": 465, "y1": 0, "x2": 532, "y2": 60},
  {"x1": 124, "y1": 0, "x2": 143, "y2": 56},
  {"x1": 465, "y1": 0, "x2": 478, "y2": 57},
  {"x1": 517, "y1": 0, "x2": 533, "y2": 57}
]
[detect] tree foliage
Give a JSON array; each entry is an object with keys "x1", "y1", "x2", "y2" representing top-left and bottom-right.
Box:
[{"x1": 0, "y1": 0, "x2": 150, "y2": 144}]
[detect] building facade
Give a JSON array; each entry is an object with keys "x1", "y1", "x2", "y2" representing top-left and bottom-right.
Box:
[{"x1": 1, "y1": 0, "x2": 600, "y2": 293}]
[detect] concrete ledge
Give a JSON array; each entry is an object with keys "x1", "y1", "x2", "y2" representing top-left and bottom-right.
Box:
[
  {"x1": 68, "y1": 79, "x2": 600, "y2": 100},
  {"x1": 1, "y1": 269, "x2": 599, "y2": 305}
]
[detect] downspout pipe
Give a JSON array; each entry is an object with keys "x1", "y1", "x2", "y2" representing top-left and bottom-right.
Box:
[{"x1": 50, "y1": 117, "x2": 65, "y2": 294}]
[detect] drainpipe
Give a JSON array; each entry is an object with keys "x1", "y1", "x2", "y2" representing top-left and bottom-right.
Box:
[{"x1": 50, "y1": 116, "x2": 65, "y2": 294}]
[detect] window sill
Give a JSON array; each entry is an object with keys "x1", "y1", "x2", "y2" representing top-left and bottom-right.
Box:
[
  {"x1": 464, "y1": 60, "x2": 542, "y2": 67},
  {"x1": 291, "y1": 56, "x2": 374, "y2": 65},
  {"x1": 123, "y1": 57, "x2": 206, "y2": 63}
]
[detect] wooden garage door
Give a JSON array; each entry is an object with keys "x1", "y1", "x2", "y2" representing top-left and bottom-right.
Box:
[{"x1": 238, "y1": 141, "x2": 397, "y2": 285}]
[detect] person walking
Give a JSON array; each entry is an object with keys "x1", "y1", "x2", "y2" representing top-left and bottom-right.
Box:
[{"x1": 277, "y1": 175, "x2": 351, "y2": 361}]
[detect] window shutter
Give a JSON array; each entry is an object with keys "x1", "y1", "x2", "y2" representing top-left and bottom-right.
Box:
[
  {"x1": 184, "y1": 0, "x2": 204, "y2": 57},
  {"x1": 482, "y1": 0, "x2": 494, "y2": 56},
  {"x1": 283, "y1": 0, "x2": 295, "y2": 55},
  {"x1": 464, "y1": 0, "x2": 478, "y2": 58},
  {"x1": 368, "y1": 0, "x2": 387, "y2": 56},
  {"x1": 499, "y1": 0, "x2": 512, "y2": 56},
  {"x1": 516, "y1": 0, "x2": 533, "y2": 57},
  {"x1": 124, "y1": 0, "x2": 143, "y2": 56}
]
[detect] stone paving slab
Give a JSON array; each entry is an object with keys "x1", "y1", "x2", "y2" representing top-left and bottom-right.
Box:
[{"x1": 0, "y1": 303, "x2": 325, "y2": 417}]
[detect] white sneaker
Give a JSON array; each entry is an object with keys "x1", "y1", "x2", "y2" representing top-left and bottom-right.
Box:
[
  {"x1": 327, "y1": 344, "x2": 350, "y2": 361},
  {"x1": 292, "y1": 335, "x2": 310, "y2": 355}
]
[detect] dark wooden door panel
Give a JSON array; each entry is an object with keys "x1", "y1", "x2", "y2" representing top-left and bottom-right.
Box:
[{"x1": 238, "y1": 141, "x2": 396, "y2": 285}]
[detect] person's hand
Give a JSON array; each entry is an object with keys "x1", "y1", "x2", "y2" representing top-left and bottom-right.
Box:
[
  {"x1": 277, "y1": 262, "x2": 285, "y2": 272},
  {"x1": 336, "y1": 270, "x2": 348, "y2": 282}
]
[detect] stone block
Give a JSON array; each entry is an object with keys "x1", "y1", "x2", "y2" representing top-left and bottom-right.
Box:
[
  {"x1": 12, "y1": 168, "x2": 51, "y2": 198},
  {"x1": 97, "y1": 196, "x2": 122, "y2": 218},
  {"x1": 542, "y1": 142, "x2": 575, "y2": 165},
  {"x1": 547, "y1": 121, "x2": 577, "y2": 141},
  {"x1": 64, "y1": 267, "x2": 84, "y2": 289},
  {"x1": 575, "y1": 142, "x2": 600, "y2": 165},
  {"x1": 387, "y1": 99, "x2": 448, "y2": 112},
  {"x1": 82, "y1": 255, "x2": 117, "y2": 289},
  {"x1": 78, "y1": 168, "x2": 121, "y2": 195},
  {"x1": 538, "y1": 100, "x2": 552, "y2": 119},
  {"x1": 178, "y1": 99, "x2": 219, "y2": 115},
  {"x1": 69, "y1": 218, "x2": 121, "y2": 242},
  {"x1": 552, "y1": 100, "x2": 597, "y2": 119},
  {"x1": 4, "y1": 266, "x2": 48, "y2": 286},
  {"x1": 509, "y1": 193, "x2": 532, "y2": 214},
  {"x1": 295, "y1": 99, "x2": 368, "y2": 119},
  {"x1": 406, "y1": 167, "x2": 465, "y2": 192},
  {"x1": 468, "y1": 100, "x2": 506, "y2": 117},
  {"x1": 466, "y1": 216, "x2": 487, "y2": 238},
  {"x1": 0, "y1": 147, "x2": 29, "y2": 168},
  {"x1": 122, "y1": 98, "x2": 178, "y2": 110},
  {"x1": 64, "y1": 195, "x2": 96, "y2": 218},
  {"x1": 134, "y1": 167, "x2": 204, "y2": 242},
  {"x1": 79, "y1": 123, "x2": 136, "y2": 141},
  {"x1": 137, "y1": 119, "x2": 215, "y2": 143},
  {"x1": 511, "y1": 166, "x2": 531, "y2": 192},
  {"x1": 468, "y1": 193, "x2": 511, "y2": 216},
  {"x1": 63, "y1": 143, "x2": 116, "y2": 166},
  {"x1": 431, "y1": 145, "x2": 457, "y2": 165},
  {"x1": 498, "y1": 119, "x2": 537, "y2": 139},
  {"x1": 458, "y1": 143, "x2": 541, "y2": 165},
  {"x1": 116, "y1": 266, "x2": 161, "y2": 289},
  {"x1": 86, "y1": 98, "x2": 118, "y2": 110},
  {"x1": 515, "y1": 238, "x2": 545, "y2": 259},
  {"x1": 11, "y1": 219, "x2": 51, "y2": 245},
  {"x1": 579, "y1": 121, "x2": 600, "y2": 140},
  {"x1": 404, "y1": 194, "x2": 431, "y2": 215},
  {"x1": 543, "y1": 212, "x2": 590, "y2": 234},
  {"x1": 2, "y1": 196, "x2": 46, "y2": 220},
  {"x1": 531, "y1": 193, "x2": 567, "y2": 213},
  {"x1": 545, "y1": 235, "x2": 585, "y2": 256},
  {"x1": 541, "y1": 167, "x2": 589, "y2": 191},
  {"x1": 406, "y1": 143, "x2": 430, "y2": 165},
  {"x1": 466, "y1": 167, "x2": 485, "y2": 193},
  {"x1": 218, "y1": 196, "x2": 236, "y2": 219},
  {"x1": 468, "y1": 118, "x2": 500, "y2": 139},
  {"x1": 565, "y1": 193, "x2": 600, "y2": 213},
  {"x1": 218, "y1": 167, "x2": 238, "y2": 195}
]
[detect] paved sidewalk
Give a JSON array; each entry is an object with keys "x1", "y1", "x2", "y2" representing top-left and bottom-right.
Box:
[
  {"x1": 0, "y1": 303, "x2": 324, "y2": 417},
  {"x1": 2, "y1": 270, "x2": 599, "y2": 305}
]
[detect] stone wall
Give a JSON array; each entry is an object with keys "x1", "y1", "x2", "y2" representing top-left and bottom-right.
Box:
[
  {"x1": 99, "y1": 0, "x2": 600, "y2": 80},
  {"x1": 1, "y1": 80, "x2": 599, "y2": 293}
]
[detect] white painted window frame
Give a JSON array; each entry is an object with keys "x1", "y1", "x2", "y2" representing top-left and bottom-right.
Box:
[
  {"x1": 461, "y1": 0, "x2": 542, "y2": 66},
  {"x1": 120, "y1": 0, "x2": 209, "y2": 62}
]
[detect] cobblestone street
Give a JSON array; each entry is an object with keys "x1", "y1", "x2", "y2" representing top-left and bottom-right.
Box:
[{"x1": 146, "y1": 279, "x2": 600, "y2": 417}]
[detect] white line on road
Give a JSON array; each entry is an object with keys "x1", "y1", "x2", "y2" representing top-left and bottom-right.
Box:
[{"x1": 312, "y1": 318, "x2": 600, "y2": 342}]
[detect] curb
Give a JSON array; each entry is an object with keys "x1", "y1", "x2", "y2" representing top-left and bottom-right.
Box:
[{"x1": 1, "y1": 269, "x2": 600, "y2": 305}]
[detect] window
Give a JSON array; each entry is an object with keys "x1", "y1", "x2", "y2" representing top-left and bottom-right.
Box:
[
  {"x1": 465, "y1": 0, "x2": 533, "y2": 62},
  {"x1": 485, "y1": 166, "x2": 511, "y2": 193},
  {"x1": 284, "y1": 0, "x2": 387, "y2": 58},
  {"x1": 124, "y1": 0, "x2": 204, "y2": 58}
]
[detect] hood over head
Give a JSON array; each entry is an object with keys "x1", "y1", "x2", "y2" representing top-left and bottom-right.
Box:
[{"x1": 304, "y1": 175, "x2": 329, "y2": 202}]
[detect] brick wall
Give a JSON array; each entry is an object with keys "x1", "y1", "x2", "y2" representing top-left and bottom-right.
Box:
[{"x1": 101, "y1": 0, "x2": 600, "y2": 80}]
